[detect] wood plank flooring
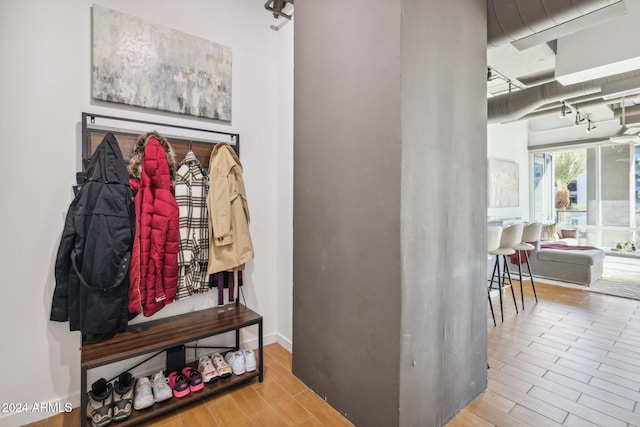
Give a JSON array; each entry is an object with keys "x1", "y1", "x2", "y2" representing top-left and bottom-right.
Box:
[
  {"x1": 450, "y1": 280, "x2": 640, "y2": 427},
  {"x1": 24, "y1": 343, "x2": 354, "y2": 427},
  {"x1": 27, "y1": 280, "x2": 640, "y2": 426}
]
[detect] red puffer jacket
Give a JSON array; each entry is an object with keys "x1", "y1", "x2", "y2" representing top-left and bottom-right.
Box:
[{"x1": 128, "y1": 136, "x2": 180, "y2": 317}]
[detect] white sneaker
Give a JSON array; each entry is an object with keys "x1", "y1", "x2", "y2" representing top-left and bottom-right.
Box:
[
  {"x1": 151, "y1": 371, "x2": 172, "y2": 403},
  {"x1": 211, "y1": 353, "x2": 232, "y2": 378},
  {"x1": 198, "y1": 355, "x2": 219, "y2": 383},
  {"x1": 224, "y1": 351, "x2": 246, "y2": 375},
  {"x1": 241, "y1": 349, "x2": 257, "y2": 372},
  {"x1": 133, "y1": 376, "x2": 154, "y2": 410}
]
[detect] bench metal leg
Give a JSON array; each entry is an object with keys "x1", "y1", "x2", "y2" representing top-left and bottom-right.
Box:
[{"x1": 80, "y1": 366, "x2": 87, "y2": 427}]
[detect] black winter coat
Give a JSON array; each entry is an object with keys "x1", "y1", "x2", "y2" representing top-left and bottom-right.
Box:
[{"x1": 50, "y1": 132, "x2": 135, "y2": 341}]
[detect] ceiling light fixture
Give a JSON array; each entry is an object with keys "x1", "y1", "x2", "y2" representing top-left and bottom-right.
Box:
[
  {"x1": 558, "y1": 100, "x2": 578, "y2": 128},
  {"x1": 585, "y1": 119, "x2": 596, "y2": 133},
  {"x1": 609, "y1": 96, "x2": 640, "y2": 143},
  {"x1": 265, "y1": 0, "x2": 294, "y2": 20},
  {"x1": 486, "y1": 66, "x2": 524, "y2": 96}
]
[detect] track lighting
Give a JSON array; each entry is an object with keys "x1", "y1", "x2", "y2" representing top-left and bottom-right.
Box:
[
  {"x1": 559, "y1": 101, "x2": 596, "y2": 133},
  {"x1": 586, "y1": 119, "x2": 596, "y2": 133},
  {"x1": 486, "y1": 66, "x2": 523, "y2": 95},
  {"x1": 559, "y1": 101, "x2": 575, "y2": 122},
  {"x1": 265, "y1": 0, "x2": 294, "y2": 20}
]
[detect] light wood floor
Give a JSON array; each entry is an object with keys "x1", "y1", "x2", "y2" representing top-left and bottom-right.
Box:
[
  {"x1": 24, "y1": 343, "x2": 354, "y2": 427},
  {"x1": 449, "y1": 279, "x2": 640, "y2": 427},
  {"x1": 28, "y1": 281, "x2": 640, "y2": 427}
]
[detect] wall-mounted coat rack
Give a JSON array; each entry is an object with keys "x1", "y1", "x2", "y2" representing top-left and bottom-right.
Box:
[{"x1": 81, "y1": 112, "x2": 240, "y2": 172}]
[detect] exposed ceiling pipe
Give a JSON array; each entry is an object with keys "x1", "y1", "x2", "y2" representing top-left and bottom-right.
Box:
[
  {"x1": 502, "y1": 93, "x2": 640, "y2": 124},
  {"x1": 487, "y1": 0, "x2": 634, "y2": 124},
  {"x1": 488, "y1": 80, "x2": 600, "y2": 124},
  {"x1": 522, "y1": 92, "x2": 608, "y2": 115},
  {"x1": 508, "y1": 97, "x2": 614, "y2": 122},
  {"x1": 613, "y1": 104, "x2": 640, "y2": 118},
  {"x1": 488, "y1": 69, "x2": 640, "y2": 124},
  {"x1": 488, "y1": 0, "x2": 625, "y2": 49},
  {"x1": 519, "y1": 89, "x2": 640, "y2": 116},
  {"x1": 516, "y1": 70, "x2": 556, "y2": 87},
  {"x1": 609, "y1": 96, "x2": 640, "y2": 142}
]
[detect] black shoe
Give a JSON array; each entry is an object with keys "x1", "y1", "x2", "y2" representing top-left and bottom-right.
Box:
[
  {"x1": 113, "y1": 373, "x2": 135, "y2": 421},
  {"x1": 87, "y1": 378, "x2": 113, "y2": 427}
]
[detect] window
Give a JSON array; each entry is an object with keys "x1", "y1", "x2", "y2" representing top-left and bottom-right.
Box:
[
  {"x1": 533, "y1": 143, "x2": 639, "y2": 250},
  {"x1": 533, "y1": 153, "x2": 553, "y2": 223}
]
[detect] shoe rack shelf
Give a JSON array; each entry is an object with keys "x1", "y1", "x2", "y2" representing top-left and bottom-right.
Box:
[{"x1": 80, "y1": 304, "x2": 263, "y2": 427}]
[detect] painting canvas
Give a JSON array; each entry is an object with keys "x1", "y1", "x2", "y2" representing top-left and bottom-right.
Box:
[
  {"x1": 92, "y1": 5, "x2": 232, "y2": 121},
  {"x1": 488, "y1": 158, "x2": 519, "y2": 208}
]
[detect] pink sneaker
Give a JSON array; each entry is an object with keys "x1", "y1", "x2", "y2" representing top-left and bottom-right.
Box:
[
  {"x1": 182, "y1": 367, "x2": 204, "y2": 392},
  {"x1": 167, "y1": 371, "x2": 190, "y2": 398}
]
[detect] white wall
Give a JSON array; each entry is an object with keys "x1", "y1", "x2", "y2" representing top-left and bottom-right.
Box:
[
  {"x1": 0, "y1": 1, "x2": 293, "y2": 425},
  {"x1": 275, "y1": 21, "x2": 294, "y2": 351},
  {"x1": 487, "y1": 121, "x2": 531, "y2": 221}
]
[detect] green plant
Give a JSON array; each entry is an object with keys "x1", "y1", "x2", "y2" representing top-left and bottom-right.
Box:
[
  {"x1": 555, "y1": 152, "x2": 586, "y2": 189},
  {"x1": 616, "y1": 240, "x2": 637, "y2": 252},
  {"x1": 554, "y1": 151, "x2": 586, "y2": 209}
]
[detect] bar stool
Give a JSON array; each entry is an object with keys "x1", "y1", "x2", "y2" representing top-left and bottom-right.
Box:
[
  {"x1": 487, "y1": 226, "x2": 503, "y2": 327},
  {"x1": 488, "y1": 223, "x2": 523, "y2": 322},
  {"x1": 512, "y1": 222, "x2": 542, "y2": 309}
]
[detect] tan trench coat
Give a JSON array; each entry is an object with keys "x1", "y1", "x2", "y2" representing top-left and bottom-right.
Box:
[{"x1": 207, "y1": 143, "x2": 254, "y2": 276}]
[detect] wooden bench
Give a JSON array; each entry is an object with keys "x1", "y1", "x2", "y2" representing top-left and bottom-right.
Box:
[{"x1": 80, "y1": 304, "x2": 263, "y2": 426}]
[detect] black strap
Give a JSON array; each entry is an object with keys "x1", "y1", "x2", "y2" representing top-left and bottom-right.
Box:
[{"x1": 71, "y1": 249, "x2": 130, "y2": 292}]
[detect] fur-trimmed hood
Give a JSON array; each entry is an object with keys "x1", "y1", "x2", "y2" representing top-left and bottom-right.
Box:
[{"x1": 128, "y1": 131, "x2": 177, "y2": 185}]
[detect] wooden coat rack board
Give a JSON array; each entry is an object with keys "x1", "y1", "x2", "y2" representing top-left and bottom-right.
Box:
[{"x1": 81, "y1": 112, "x2": 240, "y2": 172}]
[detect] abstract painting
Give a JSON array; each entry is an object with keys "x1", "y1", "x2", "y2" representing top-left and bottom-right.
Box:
[
  {"x1": 488, "y1": 158, "x2": 519, "y2": 208},
  {"x1": 92, "y1": 5, "x2": 232, "y2": 121}
]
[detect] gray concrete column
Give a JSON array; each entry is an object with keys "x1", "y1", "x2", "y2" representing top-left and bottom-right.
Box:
[{"x1": 293, "y1": 1, "x2": 487, "y2": 425}]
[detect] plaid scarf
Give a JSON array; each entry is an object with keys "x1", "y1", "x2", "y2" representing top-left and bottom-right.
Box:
[{"x1": 175, "y1": 150, "x2": 210, "y2": 299}]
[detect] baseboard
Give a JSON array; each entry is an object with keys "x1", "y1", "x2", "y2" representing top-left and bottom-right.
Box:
[
  {"x1": 242, "y1": 331, "x2": 277, "y2": 350},
  {"x1": 233, "y1": 331, "x2": 290, "y2": 352},
  {"x1": 276, "y1": 333, "x2": 292, "y2": 352}
]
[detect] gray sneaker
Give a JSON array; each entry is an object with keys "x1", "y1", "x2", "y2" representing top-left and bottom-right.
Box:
[
  {"x1": 225, "y1": 351, "x2": 246, "y2": 375},
  {"x1": 241, "y1": 349, "x2": 257, "y2": 372},
  {"x1": 133, "y1": 376, "x2": 154, "y2": 410},
  {"x1": 151, "y1": 371, "x2": 173, "y2": 403}
]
